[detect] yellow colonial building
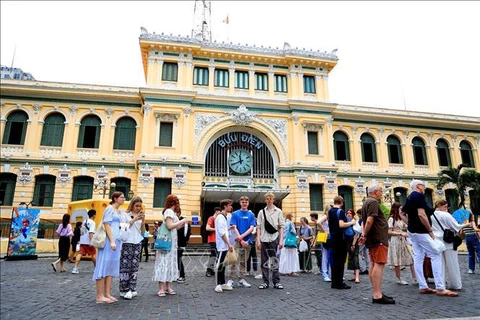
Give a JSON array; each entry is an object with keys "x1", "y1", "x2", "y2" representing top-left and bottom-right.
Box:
[{"x1": 1, "y1": 30, "x2": 479, "y2": 238}]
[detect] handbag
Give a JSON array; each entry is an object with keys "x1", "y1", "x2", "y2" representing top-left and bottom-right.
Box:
[
  {"x1": 432, "y1": 213, "x2": 455, "y2": 244},
  {"x1": 336, "y1": 209, "x2": 354, "y2": 240},
  {"x1": 223, "y1": 248, "x2": 238, "y2": 266},
  {"x1": 284, "y1": 223, "x2": 297, "y2": 248},
  {"x1": 262, "y1": 209, "x2": 278, "y2": 234},
  {"x1": 299, "y1": 239, "x2": 308, "y2": 252},
  {"x1": 119, "y1": 222, "x2": 130, "y2": 242},
  {"x1": 91, "y1": 223, "x2": 106, "y2": 248},
  {"x1": 316, "y1": 232, "x2": 327, "y2": 243},
  {"x1": 153, "y1": 221, "x2": 172, "y2": 252}
]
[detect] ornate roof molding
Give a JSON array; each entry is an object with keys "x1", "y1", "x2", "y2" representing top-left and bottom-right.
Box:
[{"x1": 140, "y1": 33, "x2": 338, "y2": 61}]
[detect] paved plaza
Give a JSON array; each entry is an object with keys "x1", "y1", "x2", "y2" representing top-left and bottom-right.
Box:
[{"x1": 1, "y1": 251, "x2": 479, "y2": 320}]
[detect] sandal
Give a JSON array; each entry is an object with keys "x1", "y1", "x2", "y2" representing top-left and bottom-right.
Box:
[
  {"x1": 436, "y1": 290, "x2": 459, "y2": 297},
  {"x1": 166, "y1": 289, "x2": 176, "y2": 295},
  {"x1": 258, "y1": 283, "x2": 269, "y2": 289},
  {"x1": 419, "y1": 288, "x2": 436, "y2": 294},
  {"x1": 273, "y1": 283, "x2": 284, "y2": 289},
  {"x1": 51, "y1": 263, "x2": 57, "y2": 272},
  {"x1": 157, "y1": 291, "x2": 166, "y2": 297}
]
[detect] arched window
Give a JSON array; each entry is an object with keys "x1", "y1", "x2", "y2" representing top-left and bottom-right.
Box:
[
  {"x1": 41, "y1": 112, "x2": 66, "y2": 147},
  {"x1": 72, "y1": 176, "x2": 93, "y2": 201},
  {"x1": 387, "y1": 135, "x2": 403, "y2": 164},
  {"x1": 33, "y1": 175, "x2": 56, "y2": 207},
  {"x1": 333, "y1": 131, "x2": 350, "y2": 161},
  {"x1": 412, "y1": 137, "x2": 428, "y2": 165},
  {"x1": 110, "y1": 177, "x2": 131, "y2": 199},
  {"x1": 2, "y1": 110, "x2": 28, "y2": 145},
  {"x1": 113, "y1": 117, "x2": 136, "y2": 150},
  {"x1": 436, "y1": 139, "x2": 451, "y2": 167},
  {"x1": 360, "y1": 133, "x2": 377, "y2": 162},
  {"x1": 425, "y1": 188, "x2": 434, "y2": 207},
  {"x1": 77, "y1": 115, "x2": 101, "y2": 148},
  {"x1": 0, "y1": 173, "x2": 17, "y2": 206},
  {"x1": 460, "y1": 140, "x2": 475, "y2": 167}
]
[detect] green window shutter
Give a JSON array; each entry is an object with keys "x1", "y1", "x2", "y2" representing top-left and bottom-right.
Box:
[
  {"x1": 304, "y1": 76, "x2": 316, "y2": 93},
  {"x1": 162, "y1": 62, "x2": 178, "y2": 82},
  {"x1": 255, "y1": 73, "x2": 268, "y2": 91},
  {"x1": 33, "y1": 175, "x2": 56, "y2": 207},
  {"x1": 234, "y1": 71, "x2": 249, "y2": 89},
  {"x1": 0, "y1": 173, "x2": 17, "y2": 206},
  {"x1": 309, "y1": 184, "x2": 323, "y2": 211},
  {"x1": 72, "y1": 176, "x2": 93, "y2": 201},
  {"x1": 274, "y1": 75, "x2": 287, "y2": 92},
  {"x1": 2, "y1": 120, "x2": 11, "y2": 144},
  {"x1": 4, "y1": 111, "x2": 28, "y2": 145},
  {"x1": 307, "y1": 131, "x2": 319, "y2": 154},
  {"x1": 159, "y1": 122, "x2": 173, "y2": 147},
  {"x1": 334, "y1": 131, "x2": 350, "y2": 161},
  {"x1": 41, "y1": 113, "x2": 65, "y2": 146},
  {"x1": 193, "y1": 67, "x2": 209, "y2": 86},
  {"x1": 153, "y1": 178, "x2": 172, "y2": 208},
  {"x1": 110, "y1": 177, "x2": 131, "y2": 199},
  {"x1": 214, "y1": 69, "x2": 229, "y2": 87},
  {"x1": 114, "y1": 117, "x2": 136, "y2": 150}
]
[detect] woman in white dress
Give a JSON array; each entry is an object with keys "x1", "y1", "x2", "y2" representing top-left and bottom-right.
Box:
[
  {"x1": 387, "y1": 202, "x2": 417, "y2": 285},
  {"x1": 153, "y1": 194, "x2": 187, "y2": 297},
  {"x1": 431, "y1": 199, "x2": 469, "y2": 290},
  {"x1": 279, "y1": 214, "x2": 300, "y2": 276}
]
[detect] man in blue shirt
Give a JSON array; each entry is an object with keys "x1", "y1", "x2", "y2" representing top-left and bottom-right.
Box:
[{"x1": 230, "y1": 195, "x2": 256, "y2": 288}]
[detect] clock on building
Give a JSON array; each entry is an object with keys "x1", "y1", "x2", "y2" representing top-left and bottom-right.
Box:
[{"x1": 228, "y1": 149, "x2": 253, "y2": 174}]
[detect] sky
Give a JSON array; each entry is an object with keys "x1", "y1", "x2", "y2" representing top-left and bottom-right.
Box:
[{"x1": 1, "y1": 1, "x2": 480, "y2": 117}]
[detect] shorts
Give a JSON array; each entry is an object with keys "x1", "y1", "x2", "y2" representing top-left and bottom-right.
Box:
[
  {"x1": 368, "y1": 244, "x2": 388, "y2": 264},
  {"x1": 78, "y1": 244, "x2": 96, "y2": 256}
]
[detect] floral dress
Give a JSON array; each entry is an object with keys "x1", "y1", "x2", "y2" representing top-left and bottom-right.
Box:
[
  {"x1": 153, "y1": 209, "x2": 179, "y2": 282},
  {"x1": 387, "y1": 218, "x2": 413, "y2": 266}
]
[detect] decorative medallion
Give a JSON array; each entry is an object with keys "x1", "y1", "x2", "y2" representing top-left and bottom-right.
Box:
[
  {"x1": 18, "y1": 162, "x2": 33, "y2": 185},
  {"x1": 226, "y1": 104, "x2": 257, "y2": 126},
  {"x1": 57, "y1": 164, "x2": 71, "y2": 187},
  {"x1": 325, "y1": 171, "x2": 338, "y2": 193},
  {"x1": 296, "y1": 170, "x2": 309, "y2": 192},
  {"x1": 139, "y1": 164, "x2": 154, "y2": 187},
  {"x1": 172, "y1": 165, "x2": 187, "y2": 188}
]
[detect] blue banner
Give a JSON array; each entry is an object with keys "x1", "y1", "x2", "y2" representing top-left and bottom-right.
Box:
[{"x1": 7, "y1": 208, "x2": 41, "y2": 257}]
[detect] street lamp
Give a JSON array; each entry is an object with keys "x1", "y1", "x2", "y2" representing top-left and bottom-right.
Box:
[
  {"x1": 93, "y1": 176, "x2": 116, "y2": 198},
  {"x1": 18, "y1": 201, "x2": 37, "y2": 209},
  {"x1": 383, "y1": 178, "x2": 401, "y2": 205},
  {"x1": 127, "y1": 189, "x2": 135, "y2": 200}
]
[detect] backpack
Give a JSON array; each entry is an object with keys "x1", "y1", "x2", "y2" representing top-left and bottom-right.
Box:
[
  {"x1": 80, "y1": 220, "x2": 90, "y2": 236},
  {"x1": 336, "y1": 209, "x2": 354, "y2": 240}
]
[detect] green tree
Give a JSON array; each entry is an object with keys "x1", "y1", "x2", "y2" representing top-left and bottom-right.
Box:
[{"x1": 459, "y1": 168, "x2": 480, "y2": 222}]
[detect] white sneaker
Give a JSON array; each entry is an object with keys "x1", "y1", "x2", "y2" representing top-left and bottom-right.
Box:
[
  {"x1": 397, "y1": 279, "x2": 409, "y2": 285},
  {"x1": 131, "y1": 291, "x2": 138, "y2": 297},
  {"x1": 254, "y1": 274, "x2": 263, "y2": 279},
  {"x1": 238, "y1": 279, "x2": 251, "y2": 288},
  {"x1": 227, "y1": 279, "x2": 234, "y2": 287},
  {"x1": 468, "y1": 269, "x2": 474, "y2": 274},
  {"x1": 323, "y1": 276, "x2": 332, "y2": 282},
  {"x1": 221, "y1": 284, "x2": 233, "y2": 291},
  {"x1": 412, "y1": 279, "x2": 418, "y2": 285},
  {"x1": 124, "y1": 291, "x2": 133, "y2": 300},
  {"x1": 119, "y1": 292, "x2": 126, "y2": 297},
  {"x1": 71, "y1": 268, "x2": 79, "y2": 274},
  {"x1": 215, "y1": 285, "x2": 223, "y2": 293}
]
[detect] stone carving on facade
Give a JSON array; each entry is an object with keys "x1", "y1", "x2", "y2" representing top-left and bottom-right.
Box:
[
  {"x1": 105, "y1": 108, "x2": 113, "y2": 119},
  {"x1": 33, "y1": 104, "x2": 41, "y2": 114},
  {"x1": 194, "y1": 113, "x2": 221, "y2": 139},
  {"x1": 378, "y1": 127, "x2": 384, "y2": 138},
  {"x1": 291, "y1": 114, "x2": 300, "y2": 125},
  {"x1": 142, "y1": 104, "x2": 151, "y2": 116},
  {"x1": 113, "y1": 151, "x2": 134, "y2": 164},
  {"x1": 296, "y1": 170, "x2": 309, "y2": 192},
  {"x1": 263, "y1": 118, "x2": 287, "y2": 145},
  {"x1": 69, "y1": 106, "x2": 78, "y2": 117},
  {"x1": 139, "y1": 164, "x2": 154, "y2": 187},
  {"x1": 1, "y1": 146, "x2": 24, "y2": 160},
  {"x1": 184, "y1": 106, "x2": 192, "y2": 118},
  {"x1": 156, "y1": 113, "x2": 179, "y2": 126},
  {"x1": 57, "y1": 164, "x2": 71, "y2": 187},
  {"x1": 226, "y1": 104, "x2": 258, "y2": 126},
  {"x1": 452, "y1": 134, "x2": 457, "y2": 143},
  {"x1": 94, "y1": 166, "x2": 109, "y2": 188},
  {"x1": 325, "y1": 171, "x2": 338, "y2": 193},
  {"x1": 18, "y1": 162, "x2": 33, "y2": 185},
  {"x1": 404, "y1": 130, "x2": 409, "y2": 140},
  {"x1": 352, "y1": 125, "x2": 358, "y2": 136},
  {"x1": 355, "y1": 176, "x2": 366, "y2": 194},
  {"x1": 173, "y1": 165, "x2": 187, "y2": 188}
]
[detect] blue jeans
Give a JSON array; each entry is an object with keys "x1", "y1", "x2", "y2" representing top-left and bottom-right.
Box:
[{"x1": 466, "y1": 235, "x2": 480, "y2": 271}]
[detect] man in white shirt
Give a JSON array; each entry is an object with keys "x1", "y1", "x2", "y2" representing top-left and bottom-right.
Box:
[
  {"x1": 256, "y1": 192, "x2": 285, "y2": 290},
  {"x1": 72, "y1": 210, "x2": 97, "y2": 274},
  {"x1": 214, "y1": 199, "x2": 234, "y2": 293}
]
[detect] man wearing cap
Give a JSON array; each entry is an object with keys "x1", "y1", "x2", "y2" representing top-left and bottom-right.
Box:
[{"x1": 401, "y1": 180, "x2": 458, "y2": 297}]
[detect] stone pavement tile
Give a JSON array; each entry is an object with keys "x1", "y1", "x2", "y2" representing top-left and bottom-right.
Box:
[{"x1": 1, "y1": 254, "x2": 479, "y2": 319}]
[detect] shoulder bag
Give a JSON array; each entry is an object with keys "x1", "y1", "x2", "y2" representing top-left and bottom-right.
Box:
[
  {"x1": 262, "y1": 209, "x2": 278, "y2": 234},
  {"x1": 91, "y1": 222, "x2": 106, "y2": 248},
  {"x1": 284, "y1": 223, "x2": 297, "y2": 248},
  {"x1": 154, "y1": 218, "x2": 172, "y2": 252},
  {"x1": 432, "y1": 213, "x2": 455, "y2": 244}
]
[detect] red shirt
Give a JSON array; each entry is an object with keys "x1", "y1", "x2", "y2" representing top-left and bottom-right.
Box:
[{"x1": 207, "y1": 216, "x2": 216, "y2": 243}]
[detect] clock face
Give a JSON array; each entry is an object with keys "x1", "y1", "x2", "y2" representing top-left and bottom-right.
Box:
[{"x1": 228, "y1": 149, "x2": 253, "y2": 174}]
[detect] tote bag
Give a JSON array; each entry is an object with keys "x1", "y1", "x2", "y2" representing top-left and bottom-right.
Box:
[
  {"x1": 223, "y1": 248, "x2": 238, "y2": 266},
  {"x1": 316, "y1": 232, "x2": 327, "y2": 243},
  {"x1": 91, "y1": 223, "x2": 106, "y2": 249},
  {"x1": 284, "y1": 231, "x2": 298, "y2": 248},
  {"x1": 153, "y1": 222, "x2": 172, "y2": 252}
]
